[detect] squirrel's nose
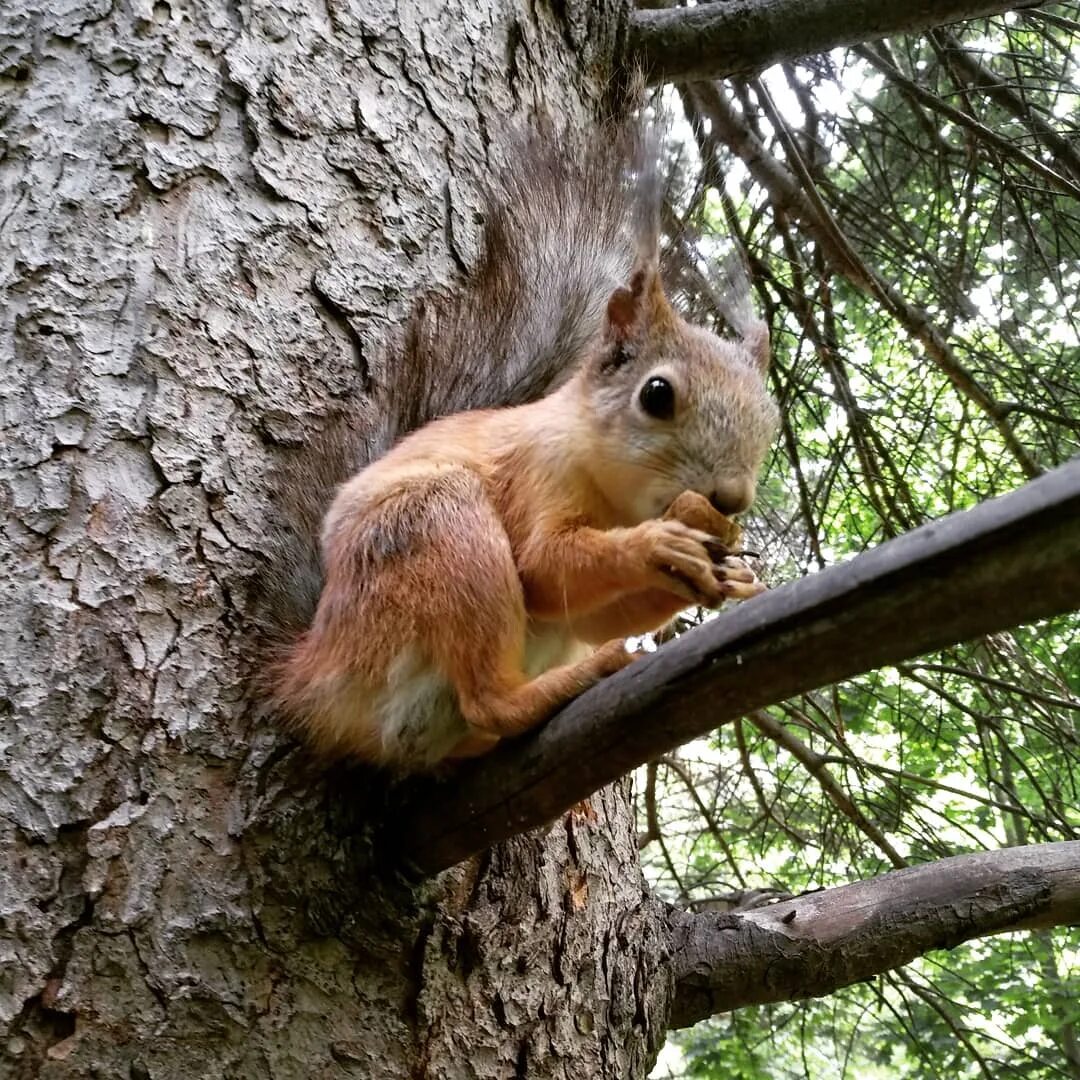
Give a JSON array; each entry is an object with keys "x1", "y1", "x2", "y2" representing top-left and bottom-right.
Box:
[{"x1": 709, "y1": 478, "x2": 755, "y2": 516}]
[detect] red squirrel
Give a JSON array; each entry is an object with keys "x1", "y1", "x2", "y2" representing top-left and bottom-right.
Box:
[{"x1": 257, "y1": 123, "x2": 778, "y2": 771}]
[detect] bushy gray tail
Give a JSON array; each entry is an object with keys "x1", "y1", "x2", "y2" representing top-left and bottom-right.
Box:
[{"x1": 255, "y1": 120, "x2": 660, "y2": 651}]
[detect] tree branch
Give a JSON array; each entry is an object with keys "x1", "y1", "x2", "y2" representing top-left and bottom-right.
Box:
[
  {"x1": 855, "y1": 42, "x2": 1080, "y2": 201},
  {"x1": 666, "y1": 840, "x2": 1080, "y2": 1026},
  {"x1": 935, "y1": 28, "x2": 1080, "y2": 184},
  {"x1": 749, "y1": 710, "x2": 909, "y2": 868},
  {"x1": 682, "y1": 80, "x2": 1042, "y2": 478},
  {"x1": 392, "y1": 458, "x2": 1080, "y2": 875},
  {"x1": 627, "y1": 0, "x2": 1044, "y2": 85}
]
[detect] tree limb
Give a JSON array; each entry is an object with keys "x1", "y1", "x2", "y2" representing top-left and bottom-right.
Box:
[
  {"x1": 682, "y1": 80, "x2": 1042, "y2": 478},
  {"x1": 749, "y1": 710, "x2": 909, "y2": 868},
  {"x1": 627, "y1": 0, "x2": 1044, "y2": 84},
  {"x1": 666, "y1": 840, "x2": 1080, "y2": 1026},
  {"x1": 855, "y1": 42, "x2": 1080, "y2": 201},
  {"x1": 934, "y1": 28, "x2": 1080, "y2": 184},
  {"x1": 392, "y1": 458, "x2": 1080, "y2": 875}
]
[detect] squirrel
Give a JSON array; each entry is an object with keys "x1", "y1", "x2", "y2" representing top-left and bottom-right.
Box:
[{"x1": 256, "y1": 121, "x2": 779, "y2": 772}]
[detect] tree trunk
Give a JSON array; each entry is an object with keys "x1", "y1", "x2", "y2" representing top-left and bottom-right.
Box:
[
  {"x1": 1, "y1": 1, "x2": 672, "y2": 1076},
  {"x1": 8, "y1": 2, "x2": 1079, "y2": 1077}
]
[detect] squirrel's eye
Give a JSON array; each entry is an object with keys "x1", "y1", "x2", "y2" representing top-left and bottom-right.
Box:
[{"x1": 639, "y1": 376, "x2": 676, "y2": 420}]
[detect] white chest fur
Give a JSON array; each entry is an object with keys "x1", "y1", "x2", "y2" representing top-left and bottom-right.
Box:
[{"x1": 374, "y1": 622, "x2": 588, "y2": 767}]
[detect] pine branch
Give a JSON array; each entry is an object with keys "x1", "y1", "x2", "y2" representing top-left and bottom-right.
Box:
[
  {"x1": 667, "y1": 840, "x2": 1080, "y2": 1025},
  {"x1": 627, "y1": 0, "x2": 1045, "y2": 84},
  {"x1": 393, "y1": 458, "x2": 1080, "y2": 875}
]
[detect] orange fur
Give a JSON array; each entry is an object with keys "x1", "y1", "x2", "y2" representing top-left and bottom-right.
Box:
[{"x1": 268, "y1": 260, "x2": 777, "y2": 771}]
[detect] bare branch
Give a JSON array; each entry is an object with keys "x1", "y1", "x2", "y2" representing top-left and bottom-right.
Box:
[
  {"x1": 889, "y1": 971, "x2": 997, "y2": 1080},
  {"x1": 935, "y1": 29, "x2": 1080, "y2": 183},
  {"x1": 393, "y1": 458, "x2": 1080, "y2": 875},
  {"x1": 667, "y1": 840, "x2": 1080, "y2": 1026},
  {"x1": 684, "y1": 81, "x2": 1042, "y2": 478},
  {"x1": 735, "y1": 717, "x2": 813, "y2": 846},
  {"x1": 855, "y1": 43, "x2": 1080, "y2": 201},
  {"x1": 627, "y1": 0, "x2": 1044, "y2": 85},
  {"x1": 749, "y1": 710, "x2": 909, "y2": 867}
]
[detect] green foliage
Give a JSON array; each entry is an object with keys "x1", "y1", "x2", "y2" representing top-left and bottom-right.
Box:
[{"x1": 647, "y1": 7, "x2": 1080, "y2": 1077}]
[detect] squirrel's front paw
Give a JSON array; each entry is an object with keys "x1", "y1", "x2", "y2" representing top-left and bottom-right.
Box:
[
  {"x1": 662, "y1": 491, "x2": 766, "y2": 604},
  {"x1": 637, "y1": 519, "x2": 727, "y2": 608},
  {"x1": 714, "y1": 555, "x2": 767, "y2": 601}
]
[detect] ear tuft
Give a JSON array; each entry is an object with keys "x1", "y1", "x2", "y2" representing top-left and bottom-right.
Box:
[
  {"x1": 604, "y1": 262, "x2": 667, "y2": 345},
  {"x1": 744, "y1": 321, "x2": 771, "y2": 375}
]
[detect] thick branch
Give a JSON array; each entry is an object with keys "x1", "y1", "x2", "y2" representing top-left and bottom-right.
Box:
[
  {"x1": 392, "y1": 459, "x2": 1080, "y2": 875},
  {"x1": 667, "y1": 841, "x2": 1080, "y2": 1026},
  {"x1": 628, "y1": 0, "x2": 1043, "y2": 84}
]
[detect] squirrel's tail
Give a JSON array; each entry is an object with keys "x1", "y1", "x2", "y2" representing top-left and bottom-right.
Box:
[
  {"x1": 254, "y1": 120, "x2": 660, "y2": 650},
  {"x1": 376, "y1": 121, "x2": 658, "y2": 450}
]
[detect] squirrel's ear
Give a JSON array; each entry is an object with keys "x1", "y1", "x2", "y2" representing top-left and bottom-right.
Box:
[
  {"x1": 604, "y1": 258, "x2": 670, "y2": 346},
  {"x1": 744, "y1": 320, "x2": 771, "y2": 375}
]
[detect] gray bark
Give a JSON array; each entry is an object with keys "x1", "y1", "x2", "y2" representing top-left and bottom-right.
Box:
[
  {"x1": 667, "y1": 841, "x2": 1080, "y2": 1028},
  {"x1": 0, "y1": 1, "x2": 672, "y2": 1076},
  {"x1": 627, "y1": 0, "x2": 1044, "y2": 84}
]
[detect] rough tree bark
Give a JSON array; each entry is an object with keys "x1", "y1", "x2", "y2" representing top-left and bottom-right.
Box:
[
  {"x1": 627, "y1": 0, "x2": 1046, "y2": 83},
  {"x1": 3, "y1": 2, "x2": 1075, "y2": 1079},
  {"x1": 1, "y1": 1, "x2": 672, "y2": 1076}
]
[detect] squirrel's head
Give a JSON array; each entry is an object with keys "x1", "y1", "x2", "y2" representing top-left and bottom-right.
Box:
[{"x1": 581, "y1": 259, "x2": 779, "y2": 524}]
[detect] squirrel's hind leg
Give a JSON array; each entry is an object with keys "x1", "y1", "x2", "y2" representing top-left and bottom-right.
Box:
[
  {"x1": 453, "y1": 639, "x2": 634, "y2": 743},
  {"x1": 411, "y1": 475, "x2": 635, "y2": 750}
]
